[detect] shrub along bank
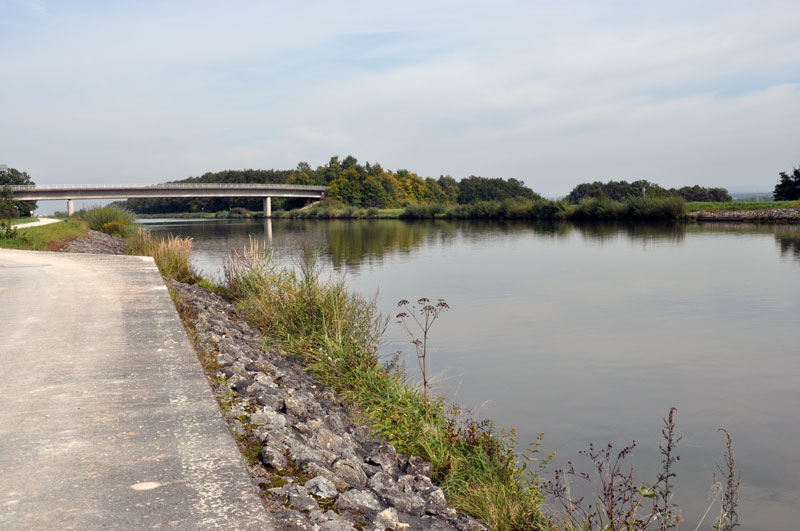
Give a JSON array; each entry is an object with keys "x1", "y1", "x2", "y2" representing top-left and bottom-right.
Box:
[{"x1": 281, "y1": 196, "x2": 688, "y2": 222}]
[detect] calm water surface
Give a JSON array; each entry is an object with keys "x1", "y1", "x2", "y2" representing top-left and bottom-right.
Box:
[{"x1": 143, "y1": 218, "x2": 800, "y2": 529}]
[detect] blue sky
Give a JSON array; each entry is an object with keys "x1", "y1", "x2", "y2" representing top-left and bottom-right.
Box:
[{"x1": 1, "y1": 0, "x2": 799, "y2": 196}]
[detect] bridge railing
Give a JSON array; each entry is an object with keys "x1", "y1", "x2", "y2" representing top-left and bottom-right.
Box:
[{"x1": 6, "y1": 183, "x2": 328, "y2": 191}]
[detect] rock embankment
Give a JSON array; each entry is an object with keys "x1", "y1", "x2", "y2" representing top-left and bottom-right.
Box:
[
  {"x1": 168, "y1": 279, "x2": 488, "y2": 531},
  {"x1": 61, "y1": 230, "x2": 128, "y2": 254},
  {"x1": 694, "y1": 207, "x2": 800, "y2": 221}
]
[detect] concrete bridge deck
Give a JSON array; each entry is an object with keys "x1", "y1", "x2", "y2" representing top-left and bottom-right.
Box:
[
  {"x1": 7, "y1": 183, "x2": 328, "y2": 216},
  {"x1": 0, "y1": 249, "x2": 272, "y2": 530}
]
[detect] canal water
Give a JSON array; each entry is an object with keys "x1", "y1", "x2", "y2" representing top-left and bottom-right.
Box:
[{"x1": 142, "y1": 218, "x2": 800, "y2": 529}]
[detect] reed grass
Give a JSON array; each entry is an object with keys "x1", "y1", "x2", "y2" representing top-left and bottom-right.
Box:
[
  {"x1": 221, "y1": 239, "x2": 551, "y2": 530},
  {"x1": 281, "y1": 206, "x2": 404, "y2": 219},
  {"x1": 441, "y1": 199, "x2": 573, "y2": 220},
  {"x1": 127, "y1": 230, "x2": 198, "y2": 282},
  {"x1": 571, "y1": 196, "x2": 687, "y2": 221}
]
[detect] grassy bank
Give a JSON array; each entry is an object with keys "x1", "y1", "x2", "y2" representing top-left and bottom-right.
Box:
[
  {"x1": 212, "y1": 241, "x2": 550, "y2": 529},
  {"x1": 9, "y1": 216, "x2": 39, "y2": 225},
  {"x1": 279, "y1": 197, "x2": 687, "y2": 222},
  {"x1": 397, "y1": 196, "x2": 686, "y2": 222},
  {"x1": 688, "y1": 199, "x2": 800, "y2": 211},
  {"x1": 132, "y1": 220, "x2": 744, "y2": 529},
  {"x1": 0, "y1": 218, "x2": 89, "y2": 250},
  {"x1": 131, "y1": 229, "x2": 550, "y2": 527}
]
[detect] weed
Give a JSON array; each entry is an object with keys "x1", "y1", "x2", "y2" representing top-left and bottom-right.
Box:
[
  {"x1": 713, "y1": 429, "x2": 741, "y2": 530},
  {"x1": 395, "y1": 297, "x2": 450, "y2": 404},
  {"x1": 0, "y1": 221, "x2": 21, "y2": 240},
  {"x1": 546, "y1": 408, "x2": 740, "y2": 530}
]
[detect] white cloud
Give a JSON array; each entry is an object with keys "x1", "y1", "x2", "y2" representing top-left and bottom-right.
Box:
[{"x1": 1, "y1": 1, "x2": 799, "y2": 195}]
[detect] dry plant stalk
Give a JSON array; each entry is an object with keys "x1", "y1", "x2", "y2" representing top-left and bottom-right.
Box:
[{"x1": 396, "y1": 297, "x2": 449, "y2": 404}]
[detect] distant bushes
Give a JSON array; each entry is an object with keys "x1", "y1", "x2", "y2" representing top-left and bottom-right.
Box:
[
  {"x1": 281, "y1": 196, "x2": 687, "y2": 222},
  {"x1": 398, "y1": 203, "x2": 447, "y2": 219},
  {"x1": 566, "y1": 179, "x2": 731, "y2": 203},
  {"x1": 399, "y1": 196, "x2": 685, "y2": 221},
  {"x1": 435, "y1": 199, "x2": 572, "y2": 220}
]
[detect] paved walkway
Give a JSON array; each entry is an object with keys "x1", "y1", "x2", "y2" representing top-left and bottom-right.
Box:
[
  {"x1": 0, "y1": 250, "x2": 271, "y2": 530},
  {"x1": 11, "y1": 216, "x2": 64, "y2": 228}
]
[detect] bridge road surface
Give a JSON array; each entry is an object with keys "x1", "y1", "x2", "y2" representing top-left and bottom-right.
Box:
[{"x1": 0, "y1": 249, "x2": 272, "y2": 530}]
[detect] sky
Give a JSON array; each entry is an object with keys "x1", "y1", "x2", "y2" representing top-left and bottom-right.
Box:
[{"x1": 1, "y1": 0, "x2": 799, "y2": 198}]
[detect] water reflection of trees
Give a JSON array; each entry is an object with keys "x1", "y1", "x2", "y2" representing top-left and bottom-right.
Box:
[
  {"x1": 318, "y1": 220, "x2": 696, "y2": 268},
  {"x1": 323, "y1": 220, "x2": 578, "y2": 269},
  {"x1": 574, "y1": 222, "x2": 687, "y2": 246},
  {"x1": 693, "y1": 222, "x2": 800, "y2": 265},
  {"x1": 146, "y1": 218, "x2": 800, "y2": 269},
  {"x1": 776, "y1": 232, "x2": 800, "y2": 263},
  {"x1": 325, "y1": 220, "x2": 450, "y2": 269}
]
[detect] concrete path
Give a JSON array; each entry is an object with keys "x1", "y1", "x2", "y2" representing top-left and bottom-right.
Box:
[
  {"x1": 11, "y1": 216, "x2": 64, "y2": 228},
  {"x1": 0, "y1": 249, "x2": 272, "y2": 530}
]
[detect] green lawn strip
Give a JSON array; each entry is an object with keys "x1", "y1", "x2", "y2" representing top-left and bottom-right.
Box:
[
  {"x1": 688, "y1": 200, "x2": 800, "y2": 212},
  {"x1": 9, "y1": 217, "x2": 39, "y2": 225},
  {"x1": 0, "y1": 218, "x2": 89, "y2": 250}
]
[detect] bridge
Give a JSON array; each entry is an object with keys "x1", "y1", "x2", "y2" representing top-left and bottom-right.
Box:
[{"x1": 6, "y1": 183, "x2": 328, "y2": 217}]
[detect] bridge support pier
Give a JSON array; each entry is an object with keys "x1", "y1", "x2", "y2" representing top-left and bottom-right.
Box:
[
  {"x1": 263, "y1": 196, "x2": 271, "y2": 218},
  {"x1": 67, "y1": 199, "x2": 74, "y2": 217}
]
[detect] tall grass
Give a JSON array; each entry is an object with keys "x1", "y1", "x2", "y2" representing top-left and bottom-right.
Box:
[
  {"x1": 222, "y1": 240, "x2": 551, "y2": 529},
  {"x1": 394, "y1": 197, "x2": 686, "y2": 221},
  {"x1": 571, "y1": 196, "x2": 687, "y2": 221},
  {"x1": 398, "y1": 203, "x2": 447, "y2": 219},
  {"x1": 281, "y1": 206, "x2": 404, "y2": 219},
  {"x1": 127, "y1": 230, "x2": 197, "y2": 282}
]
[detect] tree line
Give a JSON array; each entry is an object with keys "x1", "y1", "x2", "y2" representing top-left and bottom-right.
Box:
[
  {"x1": 119, "y1": 156, "x2": 539, "y2": 213},
  {"x1": 120, "y1": 155, "x2": 734, "y2": 213},
  {"x1": 566, "y1": 180, "x2": 732, "y2": 203},
  {"x1": 7, "y1": 158, "x2": 800, "y2": 217}
]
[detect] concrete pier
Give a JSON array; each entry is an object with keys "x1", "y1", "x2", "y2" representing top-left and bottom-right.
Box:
[
  {"x1": 0, "y1": 250, "x2": 271, "y2": 530},
  {"x1": 263, "y1": 196, "x2": 272, "y2": 218}
]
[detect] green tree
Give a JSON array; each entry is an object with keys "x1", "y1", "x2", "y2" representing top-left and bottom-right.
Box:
[
  {"x1": 328, "y1": 168, "x2": 363, "y2": 205},
  {"x1": 457, "y1": 176, "x2": 539, "y2": 204},
  {"x1": 360, "y1": 176, "x2": 389, "y2": 208},
  {"x1": 0, "y1": 168, "x2": 37, "y2": 215},
  {"x1": 774, "y1": 166, "x2": 800, "y2": 201},
  {"x1": 567, "y1": 180, "x2": 665, "y2": 203},
  {"x1": 437, "y1": 175, "x2": 459, "y2": 202},
  {"x1": 0, "y1": 186, "x2": 17, "y2": 219}
]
